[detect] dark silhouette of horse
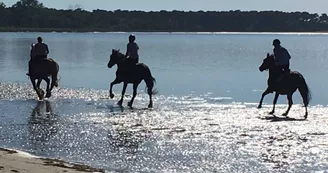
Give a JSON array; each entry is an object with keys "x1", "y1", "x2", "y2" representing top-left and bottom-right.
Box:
[
  {"x1": 29, "y1": 58, "x2": 59, "y2": 100},
  {"x1": 107, "y1": 49, "x2": 157, "y2": 108},
  {"x1": 258, "y1": 53, "x2": 311, "y2": 119}
]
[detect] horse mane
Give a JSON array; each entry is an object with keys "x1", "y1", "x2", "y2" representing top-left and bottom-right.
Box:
[
  {"x1": 113, "y1": 49, "x2": 126, "y2": 61},
  {"x1": 266, "y1": 53, "x2": 274, "y2": 58}
]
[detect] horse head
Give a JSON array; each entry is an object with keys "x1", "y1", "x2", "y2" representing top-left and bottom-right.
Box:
[
  {"x1": 108, "y1": 49, "x2": 124, "y2": 68},
  {"x1": 259, "y1": 53, "x2": 275, "y2": 72}
]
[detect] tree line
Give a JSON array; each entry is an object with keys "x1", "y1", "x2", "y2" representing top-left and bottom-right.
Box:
[{"x1": 0, "y1": 0, "x2": 328, "y2": 32}]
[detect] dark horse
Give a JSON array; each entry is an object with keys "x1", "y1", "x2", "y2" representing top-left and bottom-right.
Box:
[
  {"x1": 107, "y1": 49, "x2": 157, "y2": 108},
  {"x1": 29, "y1": 58, "x2": 59, "y2": 100},
  {"x1": 258, "y1": 53, "x2": 311, "y2": 119}
]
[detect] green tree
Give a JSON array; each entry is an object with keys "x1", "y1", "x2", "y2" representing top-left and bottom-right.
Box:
[
  {"x1": 12, "y1": 0, "x2": 44, "y2": 8},
  {"x1": 0, "y1": 2, "x2": 5, "y2": 8}
]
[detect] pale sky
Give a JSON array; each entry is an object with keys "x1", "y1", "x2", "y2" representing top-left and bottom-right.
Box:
[{"x1": 1, "y1": 0, "x2": 328, "y2": 14}]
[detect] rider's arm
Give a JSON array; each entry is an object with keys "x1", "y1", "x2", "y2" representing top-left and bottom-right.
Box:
[
  {"x1": 45, "y1": 44, "x2": 49, "y2": 54},
  {"x1": 125, "y1": 43, "x2": 129, "y2": 57},
  {"x1": 273, "y1": 48, "x2": 279, "y2": 63},
  {"x1": 285, "y1": 49, "x2": 291, "y2": 59},
  {"x1": 30, "y1": 44, "x2": 35, "y2": 59}
]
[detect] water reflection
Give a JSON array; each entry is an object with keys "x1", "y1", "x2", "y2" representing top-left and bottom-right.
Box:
[
  {"x1": 0, "y1": 37, "x2": 33, "y2": 72},
  {"x1": 27, "y1": 100, "x2": 58, "y2": 145},
  {"x1": 107, "y1": 104, "x2": 124, "y2": 113},
  {"x1": 107, "y1": 128, "x2": 150, "y2": 155}
]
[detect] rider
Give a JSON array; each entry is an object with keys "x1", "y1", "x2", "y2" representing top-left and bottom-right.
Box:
[
  {"x1": 272, "y1": 39, "x2": 291, "y2": 76},
  {"x1": 27, "y1": 37, "x2": 49, "y2": 76},
  {"x1": 125, "y1": 34, "x2": 139, "y2": 65}
]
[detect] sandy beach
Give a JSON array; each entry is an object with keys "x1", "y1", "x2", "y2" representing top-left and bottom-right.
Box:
[{"x1": 0, "y1": 148, "x2": 104, "y2": 173}]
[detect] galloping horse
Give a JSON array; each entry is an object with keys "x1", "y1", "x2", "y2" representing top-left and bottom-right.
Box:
[
  {"x1": 258, "y1": 53, "x2": 311, "y2": 119},
  {"x1": 107, "y1": 49, "x2": 157, "y2": 108},
  {"x1": 29, "y1": 58, "x2": 59, "y2": 100}
]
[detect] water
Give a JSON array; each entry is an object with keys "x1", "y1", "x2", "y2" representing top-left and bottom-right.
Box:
[{"x1": 0, "y1": 32, "x2": 328, "y2": 172}]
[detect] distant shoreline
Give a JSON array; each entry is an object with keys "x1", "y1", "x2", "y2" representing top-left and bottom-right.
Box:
[{"x1": 0, "y1": 28, "x2": 328, "y2": 34}]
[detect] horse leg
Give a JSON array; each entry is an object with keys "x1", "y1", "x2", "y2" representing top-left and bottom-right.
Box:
[
  {"x1": 30, "y1": 78, "x2": 42, "y2": 100},
  {"x1": 118, "y1": 82, "x2": 128, "y2": 106},
  {"x1": 298, "y1": 83, "x2": 310, "y2": 120},
  {"x1": 37, "y1": 79, "x2": 42, "y2": 89},
  {"x1": 145, "y1": 77, "x2": 155, "y2": 108},
  {"x1": 148, "y1": 87, "x2": 153, "y2": 108},
  {"x1": 43, "y1": 77, "x2": 51, "y2": 98},
  {"x1": 49, "y1": 73, "x2": 58, "y2": 91},
  {"x1": 128, "y1": 82, "x2": 140, "y2": 108},
  {"x1": 282, "y1": 94, "x2": 293, "y2": 116},
  {"x1": 304, "y1": 105, "x2": 308, "y2": 120},
  {"x1": 109, "y1": 78, "x2": 122, "y2": 99},
  {"x1": 258, "y1": 88, "x2": 271, "y2": 108},
  {"x1": 269, "y1": 93, "x2": 279, "y2": 115}
]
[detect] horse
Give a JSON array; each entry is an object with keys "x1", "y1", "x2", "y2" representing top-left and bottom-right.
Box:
[
  {"x1": 28, "y1": 58, "x2": 59, "y2": 100},
  {"x1": 107, "y1": 49, "x2": 157, "y2": 108},
  {"x1": 258, "y1": 53, "x2": 311, "y2": 119}
]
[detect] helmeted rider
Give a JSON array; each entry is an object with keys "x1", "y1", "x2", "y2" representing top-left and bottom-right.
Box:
[
  {"x1": 125, "y1": 34, "x2": 139, "y2": 65},
  {"x1": 272, "y1": 39, "x2": 291, "y2": 75},
  {"x1": 27, "y1": 37, "x2": 49, "y2": 76}
]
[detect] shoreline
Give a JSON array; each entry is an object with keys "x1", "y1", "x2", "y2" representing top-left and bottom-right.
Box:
[
  {"x1": 0, "y1": 148, "x2": 104, "y2": 173},
  {"x1": 0, "y1": 27, "x2": 328, "y2": 34}
]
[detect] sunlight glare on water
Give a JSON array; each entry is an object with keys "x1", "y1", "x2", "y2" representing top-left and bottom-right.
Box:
[
  {"x1": 0, "y1": 82, "x2": 327, "y2": 172},
  {"x1": 1, "y1": 32, "x2": 328, "y2": 172}
]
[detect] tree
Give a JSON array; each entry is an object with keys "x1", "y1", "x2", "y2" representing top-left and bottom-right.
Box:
[
  {"x1": 12, "y1": 0, "x2": 44, "y2": 8},
  {"x1": 68, "y1": 4, "x2": 84, "y2": 11},
  {"x1": 0, "y1": 2, "x2": 6, "y2": 8}
]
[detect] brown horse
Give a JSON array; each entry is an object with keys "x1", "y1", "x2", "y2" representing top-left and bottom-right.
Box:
[
  {"x1": 258, "y1": 53, "x2": 311, "y2": 119},
  {"x1": 107, "y1": 49, "x2": 157, "y2": 108},
  {"x1": 29, "y1": 58, "x2": 59, "y2": 100}
]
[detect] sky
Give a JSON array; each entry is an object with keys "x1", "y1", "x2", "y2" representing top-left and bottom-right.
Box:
[{"x1": 1, "y1": 0, "x2": 328, "y2": 14}]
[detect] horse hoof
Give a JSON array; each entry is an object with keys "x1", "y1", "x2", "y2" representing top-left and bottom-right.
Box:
[
  {"x1": 117, "y1": 101, "x2": 123, "y2": 106},
  {"x1": 38, "y1": 89, "x2": 45, "y2": 100},
  {"x1": 282, "y1": 113, "x2": 288, "y2": 116},
  {"x1": 110, "y1": 93, "x2": 115, "y2": 99},
  {"x1": 257, "y1": 105, "x2": 262, "y2": 109},
  {"x1": 148, "y1": 103, "x2": 153, "y2": 108},
  {"x1": 269, "y1": 111, "x2": 274, "y2": 115},
  {"x1": 127, "y1": 102, "x2": 133, "y2": 107},
  {"x1": 45, "y1": 92, "x2": 51, "y2": 98},
  {"x1": 304, "y1": 113, "x2": 308, "y2": 120}
]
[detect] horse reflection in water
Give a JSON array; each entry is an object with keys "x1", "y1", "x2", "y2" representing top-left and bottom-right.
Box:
[{"x1": 28, "y1": 100, "x2": 58, "y2": 145}]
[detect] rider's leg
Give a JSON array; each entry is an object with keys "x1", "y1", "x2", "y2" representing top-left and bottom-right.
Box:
[{"x1": 27, "y1": 60, "x2": 32, "y2": 76}]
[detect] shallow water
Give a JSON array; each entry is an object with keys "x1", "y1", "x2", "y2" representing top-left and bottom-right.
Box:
[{"x1": 0, "y1": 32, "x2": 328, "y2": 172}]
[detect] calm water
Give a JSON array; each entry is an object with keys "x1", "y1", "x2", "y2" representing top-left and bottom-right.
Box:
[{"x1": 0, "y1": 32, "x2": 328, "y2": 172}]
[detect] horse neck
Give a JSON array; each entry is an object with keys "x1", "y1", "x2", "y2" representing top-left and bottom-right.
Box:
[
  {"x1": 116, "y1": 54, "x2": 127, "y2": 69},
  {"x1": 268, "y1": 65, "x2": 279, "y2": 79}
]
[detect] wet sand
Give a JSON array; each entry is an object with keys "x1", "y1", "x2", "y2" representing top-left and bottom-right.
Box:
[{"x1": 0, "y1": 148, "x2": 104, "y2": 173}]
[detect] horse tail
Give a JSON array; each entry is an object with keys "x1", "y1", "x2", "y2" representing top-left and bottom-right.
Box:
[
  {"x1": 144, "y1": 69, "x2": 158, "y2": 95},
  {"x1": 298, "y1": 77, "x2": 311, "y2": 107},
  {"x1": 55, "y1": 62, "x2": 60, "y2": 87},
  {"x1": 51, "y1": 60, "x2": 60, "y2": 87}
]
